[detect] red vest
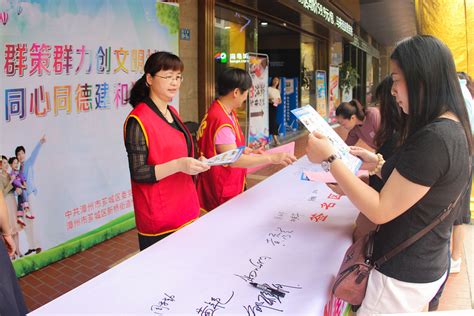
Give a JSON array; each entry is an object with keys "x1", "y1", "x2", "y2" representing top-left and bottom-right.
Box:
[
  {"x1": 124, "y1": 103, "x2": 200, "y2": 236},
  {"x1": 196, "y1": 99, "x2": 246, "y2": 211}
]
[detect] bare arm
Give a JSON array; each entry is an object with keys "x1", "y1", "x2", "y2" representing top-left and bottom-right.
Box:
[
  {"x1": 307, "y1": 132, "x2": 430, "y2": 224},
  {"x1": 0, "y1": 192, "x2": 15, "y2": 256},
  {"x1": 216, "y1": 143, "x2": 296, "y2": 168},
  {"x1": 329, "y1": 159, "x2": 429, "y2": 224}
]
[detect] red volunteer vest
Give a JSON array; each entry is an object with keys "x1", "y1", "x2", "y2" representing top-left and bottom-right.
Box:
[
  {"x1": 196, "y1": 99, "x2": 246, "y2": 211},
  {"x1": 124, "y1": 103, "x2": 200, "y2": 235}
]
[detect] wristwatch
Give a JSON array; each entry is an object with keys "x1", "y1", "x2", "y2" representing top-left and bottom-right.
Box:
[{"x1": 321, "y1": 154, "x2": 339, "y2": 172}]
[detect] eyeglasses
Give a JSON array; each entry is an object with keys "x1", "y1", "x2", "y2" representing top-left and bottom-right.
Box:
[{"x1": 154, "y1": 75, "x2": 184, "y2": 83}]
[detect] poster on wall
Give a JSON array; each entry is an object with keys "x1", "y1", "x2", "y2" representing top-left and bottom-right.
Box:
[
  {"x1": 0, "y1": 0, "x2": 179, "y2": 265},
  {"x1": 316, "y1": 70, "x2": 327, "y2": 118},
  {"x1": 247, "y1": 53, "x2": 269, "y2": 148},
  {"x1": 280, "y1": 77, "x2": 299, "y2": 136},
  {"x1": 328, "y1": 66, "x2": 340, "y2": 124}
]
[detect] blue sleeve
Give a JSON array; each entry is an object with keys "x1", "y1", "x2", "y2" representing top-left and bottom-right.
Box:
[{"x1": 25, "y1": 140, "x2": 42, "y2": 169}]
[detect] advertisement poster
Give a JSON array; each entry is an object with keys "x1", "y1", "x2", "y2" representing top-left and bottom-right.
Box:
[
  {"x1": 247, "y1": 53, "x2": 269, "y2": 148},
  {"x1": 279, "y1": 77, "x2": 299, "y2": 136},
  {"x1": 0, "y1": 0, "x2": 179, "y2": 269},
  {"x1": 328, "y1": 66, "x2": 340, "y2": 124},
  {"x1": 316, "y1": 70, "x2": 327, "y2": 118},
  {"x1": 277, "y1": 78, "x2": 298, "y2": 135}
]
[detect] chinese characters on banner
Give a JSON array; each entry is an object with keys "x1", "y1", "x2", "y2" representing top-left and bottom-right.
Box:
[{"x1": 4, "y1": 43, "x2": 158, "y2": 122}]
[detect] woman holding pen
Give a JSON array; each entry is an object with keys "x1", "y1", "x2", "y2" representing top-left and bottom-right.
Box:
[{"x1": 196, "y1": 68, "x2": 296, "y2": 212}]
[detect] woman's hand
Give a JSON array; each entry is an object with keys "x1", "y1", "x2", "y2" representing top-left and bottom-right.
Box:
[
  {"x1": 179, "y1": 157, "x2": 210, "y2": 175},
  {"x1": 2, "y1": 234, "x2": 15, "y2": 257},
  {"x1": 269, "y1": 152, "x2": 296, "y2": 166},
  {"x1": 306, "y1": 132, "x2": 336, "y2": 163},
  {"x1": 15, "y1": 188, "x2": 22, "y2": 195},
  {"x1": 350, "y1": 146, "x2": 378, "y2": 171}
]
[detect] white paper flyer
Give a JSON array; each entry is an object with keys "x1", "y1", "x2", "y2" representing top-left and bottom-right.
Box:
[{"x1": 291, "y1": 105, "x2": 362, "y2": 174}]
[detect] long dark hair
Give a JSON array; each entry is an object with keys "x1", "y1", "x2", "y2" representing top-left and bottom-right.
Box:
[
  {"x1": 373, "y1": 76, "x2": 403, "y2": 149},
  {"x1": 129, "y1": 51, "x2": 184, "y2": 107},
  {"x1": 335, "y1": 99, "x2": 366, "y2": 121},
  {"x1": 391, "y1": 35, "x2": 472, "y2": 152}
]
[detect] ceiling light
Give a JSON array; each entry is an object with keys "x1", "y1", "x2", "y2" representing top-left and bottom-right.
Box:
[{"x1": 260, "y1": 22, "x2": 268, "y2": 27}]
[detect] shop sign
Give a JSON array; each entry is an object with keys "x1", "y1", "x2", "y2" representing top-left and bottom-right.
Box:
[
  {"x1": 214, "y1": 52, "x2": 249, "y2": 64},
  {"x1": 297, "y1": 0, "x2": 353, "y2": 37},
  {"x1": 180, "y1": 28, "x2": 191, "y2": 40},
  {"x1": 214, "y1": 52, "x2": 228, "y2": 63},
  {"x1": 230, "y1": 52, "x2": 249, "y2": 64}
]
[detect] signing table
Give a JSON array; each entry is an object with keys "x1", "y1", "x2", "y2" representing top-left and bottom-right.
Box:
[{"x1": 31, "y1": 157, "x2": 358, "y2": 315}]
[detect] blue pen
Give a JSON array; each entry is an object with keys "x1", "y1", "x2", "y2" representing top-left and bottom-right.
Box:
[{"x1": 249, "y1": 282, "x2": 286, "y2": 298}]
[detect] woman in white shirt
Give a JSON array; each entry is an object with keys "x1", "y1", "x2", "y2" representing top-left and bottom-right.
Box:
[{"x1": 268, "y1": 77, "x2": 282, "y2": 145}]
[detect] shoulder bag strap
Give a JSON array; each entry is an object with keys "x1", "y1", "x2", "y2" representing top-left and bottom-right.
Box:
[{"x1": 373, "y1": 174, "x2": 471, "y2": 268}]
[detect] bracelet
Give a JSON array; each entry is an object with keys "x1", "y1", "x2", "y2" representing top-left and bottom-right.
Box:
[{"x1": 369, "y1": 153, "x2": 385, "y2": 176}]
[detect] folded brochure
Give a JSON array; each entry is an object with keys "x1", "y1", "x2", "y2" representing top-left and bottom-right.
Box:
[
  {"x1": 204, "y1": 146, "x2": 245, "y2": 166},
  {"x1": 291, "y1": 105, "x2": 362, "y2": 174}
]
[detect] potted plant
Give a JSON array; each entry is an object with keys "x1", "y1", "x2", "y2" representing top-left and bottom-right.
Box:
[{"x1": 339, "y1": 62, "x2": 359, "y2": 94}]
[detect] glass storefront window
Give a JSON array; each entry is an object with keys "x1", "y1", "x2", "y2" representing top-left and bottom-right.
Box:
[{"x1": 215, "y1": 6, "x2": 257, "y2": 136}]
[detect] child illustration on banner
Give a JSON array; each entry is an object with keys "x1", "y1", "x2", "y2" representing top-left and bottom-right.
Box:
[
  {"x1": 8, "y1": 157, "x2": 29, "y2": 226},
  {"x1": 16, "y1": 135, "x2": 47, "y2": 256}
]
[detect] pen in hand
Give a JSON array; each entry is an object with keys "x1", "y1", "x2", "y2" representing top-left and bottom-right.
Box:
[{"x1": 249, "y1": 282, "x2": 286, "y2": 298}]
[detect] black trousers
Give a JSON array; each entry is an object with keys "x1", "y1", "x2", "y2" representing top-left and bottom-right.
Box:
[
  {"x1": 0, "y1": 240, "x2": 28, "y2": 316},
  {"x1": 269, "y1": 102, "x2": 278, "y2": 136}
]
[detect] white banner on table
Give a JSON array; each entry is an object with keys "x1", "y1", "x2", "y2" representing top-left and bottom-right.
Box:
[{"x1": 31, "y1": 157, "x2": 356, "y2": 315}]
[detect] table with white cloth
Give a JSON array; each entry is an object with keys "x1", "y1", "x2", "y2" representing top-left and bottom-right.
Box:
[{"x1": 31, "y1": 156, "x2": 358, "y2": 315}]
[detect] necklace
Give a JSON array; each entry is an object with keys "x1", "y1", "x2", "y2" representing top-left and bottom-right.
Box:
[{"x1": 159, "y1": 106, "x2": 169, "y2": 117}]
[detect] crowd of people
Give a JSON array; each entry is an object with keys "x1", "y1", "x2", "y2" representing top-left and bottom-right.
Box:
[{"x1": 122, "y1": 36, "x2": 473, "y2": 313}]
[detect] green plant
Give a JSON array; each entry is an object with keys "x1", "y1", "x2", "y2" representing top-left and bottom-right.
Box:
[
  {"x1": 339, "y1": 62, "x2": 359, "y2": 94},
  {"x1": 156, "y1": 2, "x2": 179, "y2": 35}
]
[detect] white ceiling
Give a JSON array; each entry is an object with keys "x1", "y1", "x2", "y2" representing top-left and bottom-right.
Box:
[{"x1": 359, "y1": 0, "x2": 418, "y2": 46}]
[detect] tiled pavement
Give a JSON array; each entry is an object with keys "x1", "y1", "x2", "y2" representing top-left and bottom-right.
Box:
[{"x1": 18, "y1": 131, "x2": 473, "y2": 313}]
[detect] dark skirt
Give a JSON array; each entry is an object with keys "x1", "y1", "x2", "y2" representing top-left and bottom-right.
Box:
[
  {"x1": 269, "y1": 102, "x2": 278, "y2": 136},
  {"x1": 0, "y1": 239, "x2": 28, "y2": 316},
  {"x1": 138, "y1": 232, "x2": 172, "y2": 251}
]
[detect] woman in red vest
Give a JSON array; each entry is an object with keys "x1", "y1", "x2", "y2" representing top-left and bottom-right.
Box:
[
  {"x1": 124, "y1": 52, "x2": 209, "y2": 250},
  {"x1": 196, "y1": 68, "x2": 296, "y2": 212}
]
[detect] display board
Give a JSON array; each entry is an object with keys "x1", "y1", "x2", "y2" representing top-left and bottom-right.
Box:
[{"x1": 0, "y1": 0, "x2": 179, "y2": 257}]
